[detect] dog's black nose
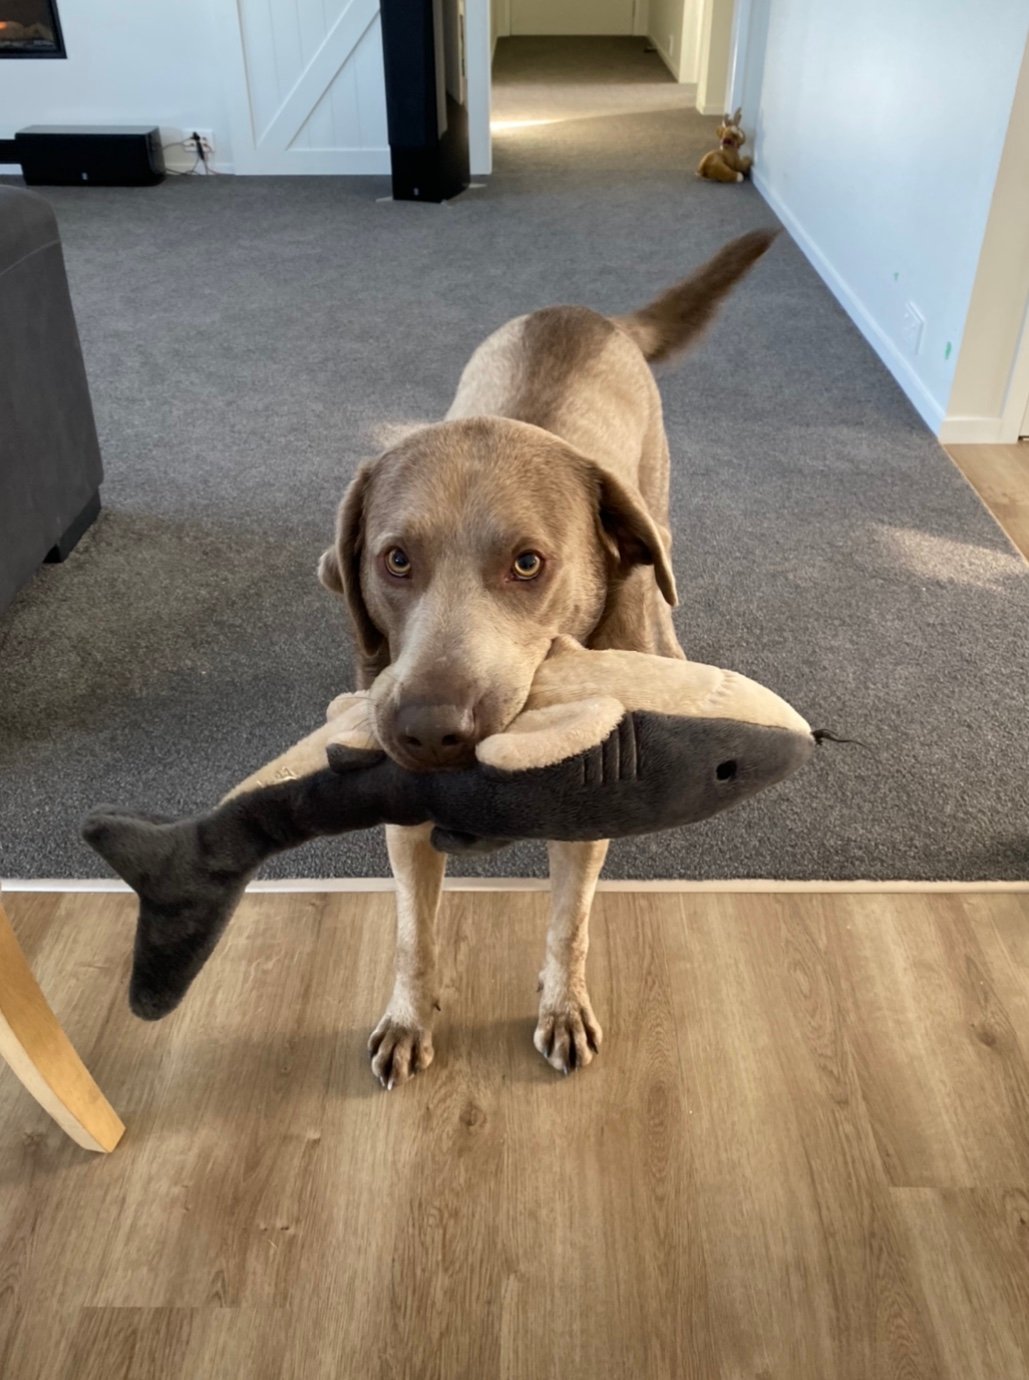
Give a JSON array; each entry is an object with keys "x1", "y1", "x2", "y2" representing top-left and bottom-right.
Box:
[{"x1": 393, "y1": 702, "x2": 477, "y2": 769}]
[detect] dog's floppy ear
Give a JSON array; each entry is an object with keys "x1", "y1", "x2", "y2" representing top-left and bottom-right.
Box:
[
  {"x1": 319, "y1": 462, "x2": 386, "y2": 659},
  {"x1": 317, "y1": 546, "x2": 344, "y2": 594},
  {"x1": 585, "y1": 464, "x2": 678, "y2": 607}
]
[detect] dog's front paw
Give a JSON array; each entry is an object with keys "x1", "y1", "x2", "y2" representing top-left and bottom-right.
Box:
[
  {"x1": 368, "y1": 1005, "x2": 436, "y2": 1090},
  {"x1": 534, "y1": 986, "x2": 603, "y2": 1075}
]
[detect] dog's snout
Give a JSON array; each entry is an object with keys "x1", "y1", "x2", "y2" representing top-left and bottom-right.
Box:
[{"x1": 394, "y1": 702, "x2": 477, "y2": 768}]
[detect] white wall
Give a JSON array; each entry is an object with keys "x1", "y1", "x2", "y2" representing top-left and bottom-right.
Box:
[
  {"x1": 0, "y1": 0, "x2": 233, "y2": 172},
  {"x1": 648, "y1": 0, "x2": 704, "y2": 83},
  {"x1": 491, "y1": 0, "x2": 506, "y2": 54},
  {"x1": 507, "y1": 0, "x2": 636, "y2": 35},
  {"x1": 742, "y1": 0, "x2": 1029, "y2": 433}
]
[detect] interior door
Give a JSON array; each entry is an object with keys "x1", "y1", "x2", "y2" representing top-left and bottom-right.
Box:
[
  {"x1": 222, "y1": 0, "x2": 390, "y2": 174},
  {"x1": 509, "y1": 0, "x2": 636, "y2": 35}
]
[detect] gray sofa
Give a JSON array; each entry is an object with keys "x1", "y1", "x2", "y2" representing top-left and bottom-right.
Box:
[{"x1": 0, "y1": 184, "x2": 103, "y2": 616}]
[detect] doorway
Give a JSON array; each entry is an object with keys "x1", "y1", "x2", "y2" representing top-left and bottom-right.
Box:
[
  {"x1": 491, "y1": 34, "x2": 689, "y2": 134},
  {"x1": 480, "y1": 3, "x2": 730, "y2": 170}
]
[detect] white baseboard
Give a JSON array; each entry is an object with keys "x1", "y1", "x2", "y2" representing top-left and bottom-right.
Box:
[
  {"x1": 0, "y1": 163, "x2": 20, "y2": 175},
  {"x1": 752, "y1": 168, "x2": 946, "y2": 437},
  {"x1": 938, "y1": 414, "x2": 1016, "y2": 444},
  {"x1": 232, "y1": 148, "x2": 389, "y2": 175},
  {"x1": 167, "y1": 163, "x2": 237, "y2": 176}
]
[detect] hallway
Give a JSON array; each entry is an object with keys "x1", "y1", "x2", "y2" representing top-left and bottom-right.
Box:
[{"x1": 491, "y1": 35, "x2": 695, "y2": 132}]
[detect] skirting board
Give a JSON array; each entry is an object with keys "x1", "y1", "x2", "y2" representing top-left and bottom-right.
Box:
[
  {"x1": 4, "y1": 878, "x2": 1028, "y2": 895},
  {"x1": 752, "y1": 168, "x2": 946, "y2": 437},
  {"x1": 938, "y1": 414, "x2": 1014, "y2": 445}
]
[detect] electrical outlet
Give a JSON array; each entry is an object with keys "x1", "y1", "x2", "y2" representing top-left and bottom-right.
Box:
[
  {"x1": 183, "y1": 129, "x2": 214, "y2": 160},
  {"x1": 902, "y1": 301, "x2": 925, "y2": 356}
]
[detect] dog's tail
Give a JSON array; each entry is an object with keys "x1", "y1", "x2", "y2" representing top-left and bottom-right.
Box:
[{"x1": 614, "y1": 228, "x2": 778, "y2": 365}]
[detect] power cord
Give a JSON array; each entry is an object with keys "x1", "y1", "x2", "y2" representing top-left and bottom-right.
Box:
[
  {"x1": 161, "y1": 140, "x2": 198, "y2": 177},
  {"x1": 190, "y1": 131, "x2": 212, "y2": 174}
]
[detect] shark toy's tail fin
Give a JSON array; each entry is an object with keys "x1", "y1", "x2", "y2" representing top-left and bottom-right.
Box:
[{"x1": 82, "y1": 808, "x2": 254, "y2": 1020}]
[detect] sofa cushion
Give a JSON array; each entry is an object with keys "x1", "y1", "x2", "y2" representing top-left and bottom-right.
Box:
[{"x1": 0, "y1": 185, "x2": 60, "y2": 278}]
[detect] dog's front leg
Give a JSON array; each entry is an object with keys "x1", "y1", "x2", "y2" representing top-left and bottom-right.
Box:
[
  {"x1": 368, "y1": 822, "x2": 445, "y2": 1089},
  {"x1": 536, "y1": 839, "x2": 608, "y2": 1074}
]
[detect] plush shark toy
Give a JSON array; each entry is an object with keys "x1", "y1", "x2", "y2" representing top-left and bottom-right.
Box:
[{"x1": 83, "y1": 638, "x2": 821, "y2": 1021}]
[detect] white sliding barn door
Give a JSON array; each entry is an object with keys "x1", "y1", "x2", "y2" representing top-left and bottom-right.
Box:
[
  {"x1": 223, "y1": 0, "x2": 390, "y2": 174},
  {"x1": 509, "y1": 0, "x2": 636, "y2": 34}
]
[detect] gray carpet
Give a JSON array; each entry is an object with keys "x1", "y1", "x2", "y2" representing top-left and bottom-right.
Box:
[{"x1": 2, "y1": 38, "x2": 1027, "y2": 881}]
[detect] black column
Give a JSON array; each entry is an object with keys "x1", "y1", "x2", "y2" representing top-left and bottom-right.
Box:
[{"x1": 379, "y1": 0, "x2": 470, "y2": 203}]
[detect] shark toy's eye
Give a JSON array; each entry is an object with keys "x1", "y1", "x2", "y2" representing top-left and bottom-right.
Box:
[
  {"x1": 385, "y1": 547, "x2": 412, "y2": 578},
  {"x1": 512, "y1": 551, "x2": 544, "y2": 581}
]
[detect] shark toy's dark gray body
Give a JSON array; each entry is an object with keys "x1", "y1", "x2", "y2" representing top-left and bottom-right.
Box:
[{"x1": 83, "y1": 707, "x2": 815, "y2": 1021}]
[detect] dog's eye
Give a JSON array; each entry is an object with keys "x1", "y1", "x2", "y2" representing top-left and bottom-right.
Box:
[
  {"x1": 512, "y1": 551, "x2": 543, "y2": 580},
  {"x1": 384, "y1": 547, "x2": 412, "y2": 578}
]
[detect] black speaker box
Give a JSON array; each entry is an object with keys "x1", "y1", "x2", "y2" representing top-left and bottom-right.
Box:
[{"x1": 15, "y1": 126, "x2": 166, "y2": 187}]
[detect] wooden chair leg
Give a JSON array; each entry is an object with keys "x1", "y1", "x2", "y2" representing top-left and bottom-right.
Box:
[{"x1": 0, "y1": 898, "x2": 125, "y2": 1152}]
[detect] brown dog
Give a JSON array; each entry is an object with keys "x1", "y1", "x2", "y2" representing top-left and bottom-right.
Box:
[{"x1": 319, "y1": 229, "x2": 776, "y2": 1086}]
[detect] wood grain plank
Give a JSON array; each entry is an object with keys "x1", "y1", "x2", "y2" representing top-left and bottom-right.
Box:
[
  {"x1": 829, "y1": 893, "x2": 1029, "y2": 1187},
  {"x1": 666, "y1": 892, "x2": 944, "y2": 1379},
  {"x1": 894, "y1": 1188, "x2": 1029, "y2": 1380},
  {"x1": 978, "y1": 890, "x2": 1029, "y2": 974},
  {"x1": 498, "y1": 892, "x2": 717, "y2": 1380},
  {"x1": 945, "y1": 443, "x2": 1029, "y2": 561}
]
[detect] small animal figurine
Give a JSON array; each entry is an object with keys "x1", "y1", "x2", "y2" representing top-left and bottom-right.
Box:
[{"x1": 698, "y1": 108, "x2": 753, "y2": 184}]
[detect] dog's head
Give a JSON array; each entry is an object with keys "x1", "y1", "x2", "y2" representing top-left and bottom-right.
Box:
[{"x1": 319, "y1": 417, "x2": 676, "y2": 770}]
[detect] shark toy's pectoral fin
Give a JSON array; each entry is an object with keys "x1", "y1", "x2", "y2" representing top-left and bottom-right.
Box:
[
  {"x1": 429, "y1": 829, "x2": 513, "y2": 854},
  {"x1": 325, "y1": 691, "x2": 366, "y2": 722},
  {"x1": 475, "y1": 696, "x2": 625, "y2": 773},
  {"x1": 326, "y1": 742, "x2": 387, "y2": 773}
]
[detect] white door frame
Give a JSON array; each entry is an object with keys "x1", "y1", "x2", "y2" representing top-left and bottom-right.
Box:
[
  {"x1": 726, "y1": 0, "x2": 752, "y2": 113},
  {"x1": 940, "y1": 30, "x2": 1029, "y2": 444},
  {"x1": 467, "y1": 0, "x2": 493, "y2": 173},
  {"x1": 696, "y1": 0, "x2": 737, "y2": 115},
  {"x1": 1004, "y1": 302, "x2": 1029, "y2": 441}
]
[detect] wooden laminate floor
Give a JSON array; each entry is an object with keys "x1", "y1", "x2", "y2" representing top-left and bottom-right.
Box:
[
  {"x1": 946, "y1": 442, "x2": 1029, "y2": 561},
  {"x1": 2, "y1": 889, "x2": 1028, "y2": 1380}
]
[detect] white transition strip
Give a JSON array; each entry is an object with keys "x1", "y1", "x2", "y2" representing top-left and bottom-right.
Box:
[{"x1": 3, "y1": 878, "x2": 1028, "y2": 895}]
